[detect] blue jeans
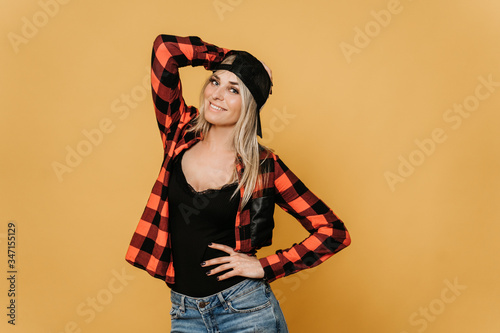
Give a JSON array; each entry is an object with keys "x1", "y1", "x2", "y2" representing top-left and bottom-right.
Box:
[{"x1": 170, "y1": 278, "x2": 288, "y2": 333}]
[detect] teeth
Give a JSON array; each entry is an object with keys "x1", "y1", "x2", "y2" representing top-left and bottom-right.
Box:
[{"x1": 210, "y1": 103, "x2": 224, "y2": 111}]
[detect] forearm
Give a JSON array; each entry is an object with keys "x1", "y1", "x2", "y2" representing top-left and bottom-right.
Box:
[
  {"x1": 258, "y1": 155, "x2": 351, "y2": 283},
  {"x1": 259, "y1": 219, "x2": 350, "y2": 282},
  {"x1": 150, "y1": 34, "x2": 230, "y2": 145},
  {"x1": 151, "y1": 34, "x2": 229, "y2": 106}
]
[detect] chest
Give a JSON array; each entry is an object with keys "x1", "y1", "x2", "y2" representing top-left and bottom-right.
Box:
[{"x1": 180, "y1": 145, "x2": 237, "y2": 192}]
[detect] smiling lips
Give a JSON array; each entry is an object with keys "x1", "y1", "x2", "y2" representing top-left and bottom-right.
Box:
[{"x1": 209, "y1": 102, "x2": 226, "y2": 112}]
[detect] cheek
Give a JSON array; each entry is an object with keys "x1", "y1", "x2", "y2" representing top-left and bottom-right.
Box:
[
  {"x1": 228, "y1": 96, "x2": 242, "y2": 114},
  {"x1": 203, "y1": 85, "x2": 212, "y2": 99}
]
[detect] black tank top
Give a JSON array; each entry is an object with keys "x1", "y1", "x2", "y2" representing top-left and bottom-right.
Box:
[{"x1": 168, "y1": 151, "x2": 245, "y2": 297}]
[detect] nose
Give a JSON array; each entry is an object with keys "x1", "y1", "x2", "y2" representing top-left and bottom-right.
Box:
[{"x1": 211, "y1": 86, "x2": 224, "y2": 100}]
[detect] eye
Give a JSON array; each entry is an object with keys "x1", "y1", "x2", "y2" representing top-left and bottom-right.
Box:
[
  {"x1": 209, "y1": 77, "x2": 219, "y2": 86},
  {"x1": 229, "y1": 87, "x2": 239, "y2": 94}
]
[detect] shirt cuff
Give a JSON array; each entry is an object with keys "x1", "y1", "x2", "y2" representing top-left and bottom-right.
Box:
[{"x1": 259, "y1": 254, "x2": 286, "y2": 283}]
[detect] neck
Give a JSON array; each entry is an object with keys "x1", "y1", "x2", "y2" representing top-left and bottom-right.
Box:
[{"x1": 203, "y1": 125, "x2": 235, "y2": 152}]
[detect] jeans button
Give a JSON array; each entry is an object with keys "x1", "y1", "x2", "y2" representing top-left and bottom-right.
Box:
[{"x1": 199, "y1": 301, "x2": 208, "y2": 308}]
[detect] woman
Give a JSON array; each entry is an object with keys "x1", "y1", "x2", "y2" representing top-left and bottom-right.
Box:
[{"x1": 126, "y1": 34, "x2": 351, "y2": 332}]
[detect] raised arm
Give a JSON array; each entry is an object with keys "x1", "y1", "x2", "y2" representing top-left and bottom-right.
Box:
[
  {"x1": 258, "y1": 156, "x2": 351, "y2": 282},
  {"x1": 151, "y1": 35, "x2": 230, "y2": 148}
]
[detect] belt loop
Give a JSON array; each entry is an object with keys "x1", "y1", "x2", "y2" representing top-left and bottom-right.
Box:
[
  {"x1": 179, "y1": 295, "x2": 186, "y2": 313},
  {"x1": 217, "y1": 292, "x2": 228, "y2": 311}
]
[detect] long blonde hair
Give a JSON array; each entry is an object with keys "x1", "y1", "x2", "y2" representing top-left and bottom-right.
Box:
[{"x1": 188, "y1": 56, "x2": 270, "y2": 208}]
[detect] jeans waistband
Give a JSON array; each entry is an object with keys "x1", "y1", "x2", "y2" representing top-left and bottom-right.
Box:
[{"x1": 170, "y1": 278, "x2": 267, "y2": 312}]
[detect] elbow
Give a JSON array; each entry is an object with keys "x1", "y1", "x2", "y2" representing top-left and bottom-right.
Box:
[
  {"x1": 330, "y1": 219, "x2": 351, "y2": 249},
  {"x1": 343, "y1": 229, "x2": 352, "y2": 248},
  {"x1": 324, "y1": 227, "x2": 351, "y2": 253}
]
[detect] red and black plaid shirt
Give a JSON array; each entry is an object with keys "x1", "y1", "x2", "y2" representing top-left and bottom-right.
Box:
[{"x1": 125, "y1": 35, "x2": 351, "y2": 284}]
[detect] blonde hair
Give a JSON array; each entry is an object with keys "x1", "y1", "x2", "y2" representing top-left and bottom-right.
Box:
[{"x1": 189, "y1": 56, "x2": 271, "y2": 208}]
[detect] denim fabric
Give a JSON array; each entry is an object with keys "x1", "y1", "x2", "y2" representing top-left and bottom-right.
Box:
[{"x1": 170, "y1": 278, "x2": 288, "y2": 333}]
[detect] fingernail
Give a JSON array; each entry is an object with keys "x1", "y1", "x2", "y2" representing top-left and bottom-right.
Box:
[
  {"x1": 216, "y1": 276, "x2": 219, "y2": 281},
  {"x1": 206, "y1": 270, "x2": 211, "y2": 275},
  {"x1": 200, "y1": 261, "x2": 206, "y2": 266},
  {"x1": 208, "y1": 242, "x2": 213, "y2": 246}
]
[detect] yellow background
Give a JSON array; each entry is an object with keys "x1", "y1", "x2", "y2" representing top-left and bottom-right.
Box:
[{"x1": 1, "y1": 0, "x2": 499, "y2": 332}]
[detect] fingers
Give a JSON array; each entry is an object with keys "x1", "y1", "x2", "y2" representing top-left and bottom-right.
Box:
[
  {"x1": 206, "y1": 262, "x2": 236, "y2": 278},
  {"x1": 206, "y1": 260, "x2": 248, "y2": 281},
  {"x1": 201, "y1": 243, "x2": 265, "y2": 281},
  {"x1": 260, "y1": 61, "x2": 273, "y2": 83},
  {"x1": 202, "y1": 256, "x2": 239, "y2": 281},
  {"x1": 200, "y1": 243, "x2": 235, "y2": 272},
  {"x1": 207, "y1": 242, "x2": 235, "y2": 254},
  {"x1": 203, "y1": 257, "x2": 265, "y2": 281},
  {"x1": 202, "y1": 255, "x2": 233, "y2": 269},
  {"x1": 215, "y1": 269, "x2": 240, "y2": 281}
]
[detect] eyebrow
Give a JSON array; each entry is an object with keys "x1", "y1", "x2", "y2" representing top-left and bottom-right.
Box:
[{"x1": 212, "y1": 74, "x2": 239, "y2": 86}]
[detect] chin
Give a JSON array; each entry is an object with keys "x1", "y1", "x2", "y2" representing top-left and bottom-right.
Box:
[{"x1": 203, "y1": 114, "x2": 238, "y2": 129}]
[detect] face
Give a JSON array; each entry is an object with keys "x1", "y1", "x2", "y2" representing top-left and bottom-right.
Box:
[{"x1": 203, "y1": 70, "x2": 242, "y2": 129}]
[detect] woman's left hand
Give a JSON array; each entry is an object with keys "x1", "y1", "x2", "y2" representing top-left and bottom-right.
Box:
[{"x1": 202, "y1": 243, "x2": 265, "y2": 281}]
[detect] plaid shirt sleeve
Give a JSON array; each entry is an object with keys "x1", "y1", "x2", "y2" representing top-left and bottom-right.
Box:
[
  {"x1": 125, "y1": 35, "x2": 229, "y2": 283},
  {"x1": 258, "y1": 155, "x2": 351, "y2": 282},
  {"x1": 151, "y1": 34, "x2": 229, "y2": 149}
]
